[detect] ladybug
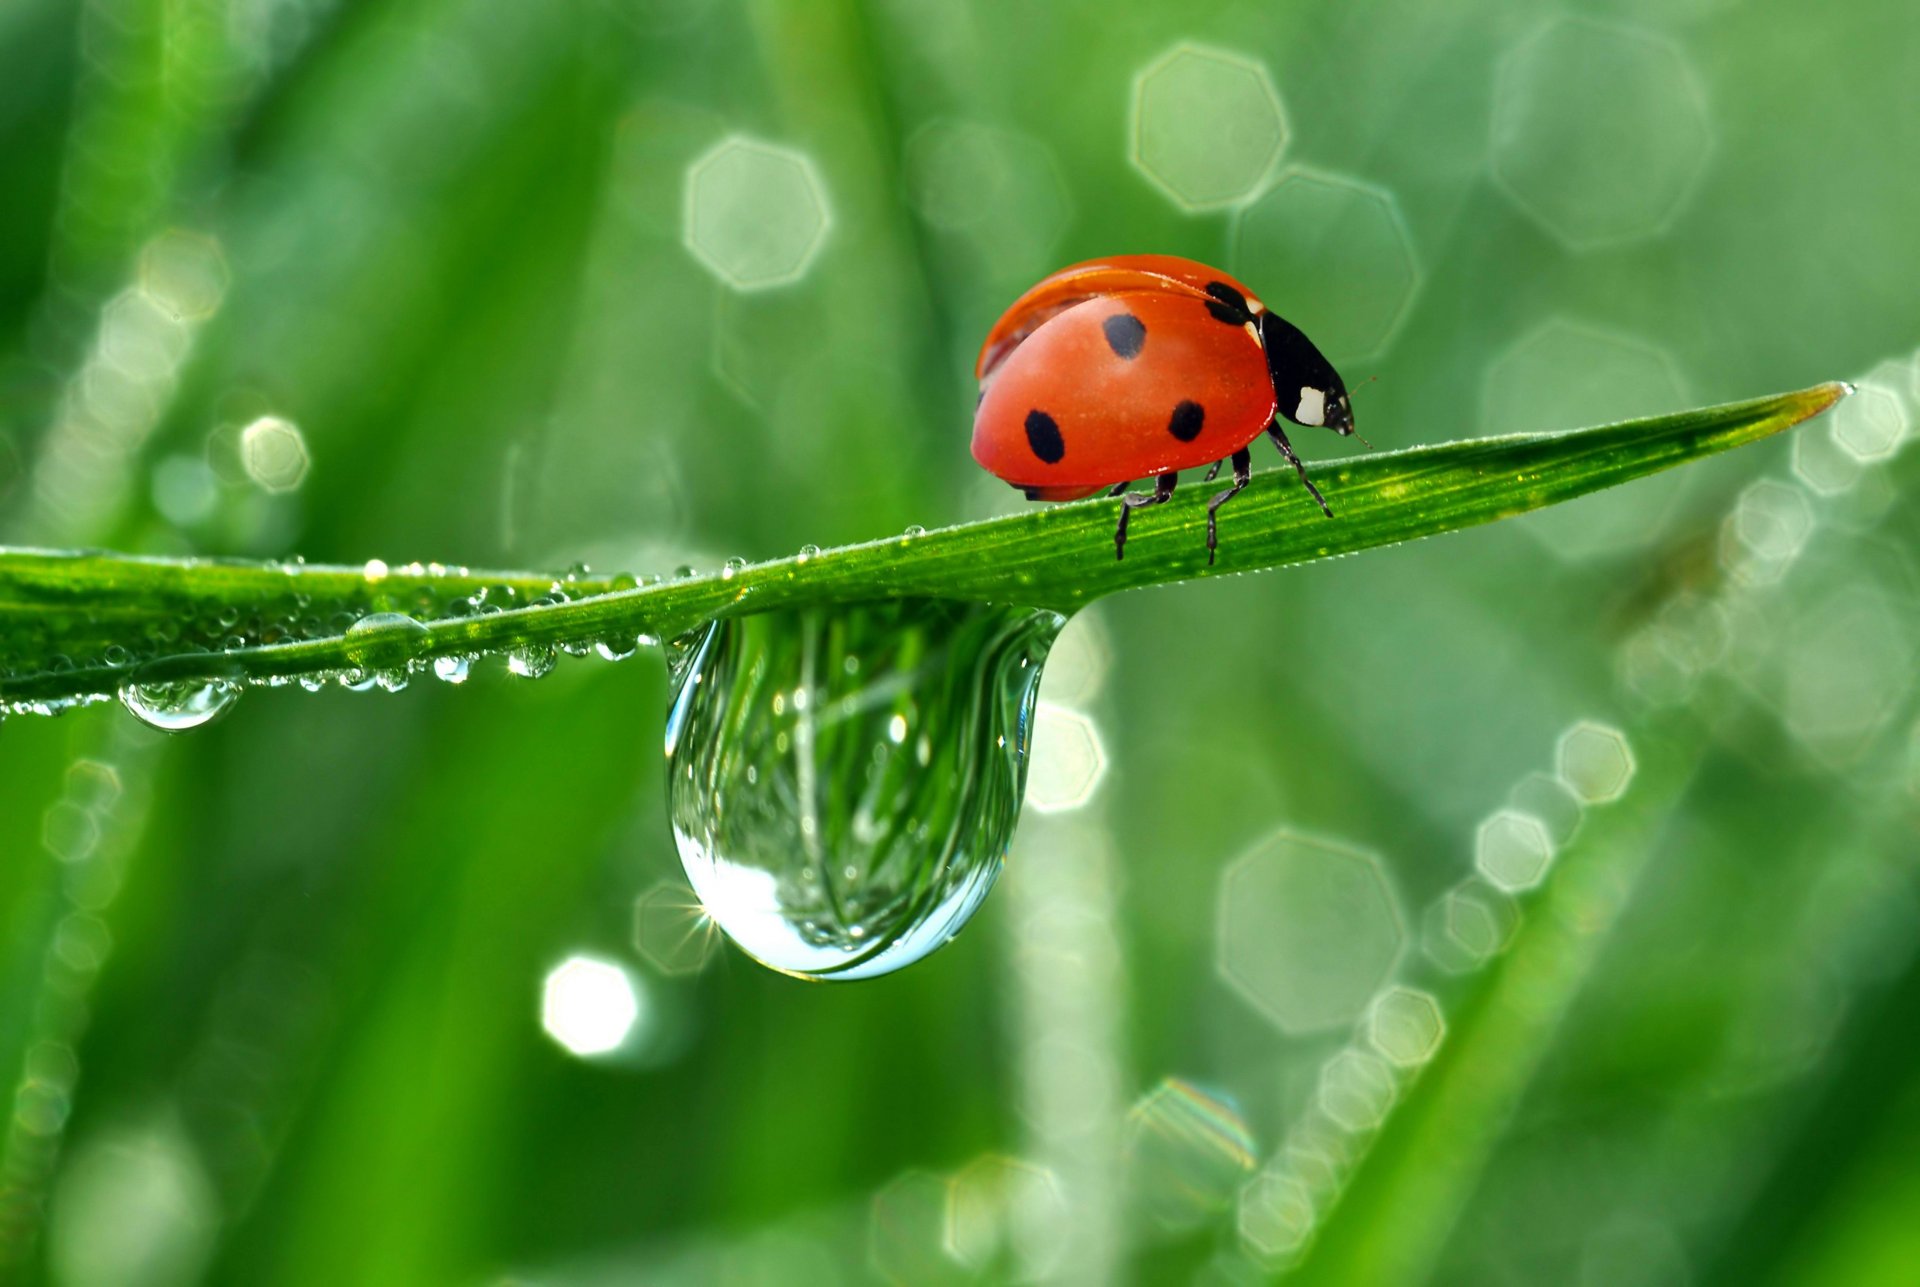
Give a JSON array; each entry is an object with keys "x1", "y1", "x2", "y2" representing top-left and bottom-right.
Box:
[{"x1": 972, "y1": 254, "x2": 1357, "y2": 562}]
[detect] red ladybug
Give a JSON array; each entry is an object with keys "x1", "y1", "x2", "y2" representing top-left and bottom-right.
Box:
[{"x1": 972, "y1": 254, "x2": 1356, "y2": 561}]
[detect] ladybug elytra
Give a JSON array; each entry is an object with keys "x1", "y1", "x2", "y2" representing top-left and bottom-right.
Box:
[{"x1": 971, "y1": 254, "x2": 1356, "y2": 561}]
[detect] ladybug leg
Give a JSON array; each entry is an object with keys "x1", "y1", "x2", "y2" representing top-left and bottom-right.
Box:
[
  {"x1": 1205, "y1": 447, "x2": 1253, "y2": 565},
  {"x1": 1266, "y1": 422, "x2": 1334, "y2": 518},
  {"x1": 1203, "y1": 459, "x2": 1225, "y2": 483},
  {"x1": 1113, "y1": 471, "x2": 1177, "y2": 561},
  {"x1": 1107, "y1": 481, "x2": 1132, "y2": 498}
]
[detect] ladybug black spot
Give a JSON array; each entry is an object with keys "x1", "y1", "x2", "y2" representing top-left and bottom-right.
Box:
[
  {"x1": 1102, "y1": 312, "x2": 1147, "y2": 360},
  {"x1": 1168, "y1": 400, "x2": 1205, "y2": 442},
  {"x1": 1205, "y1": 281, "x2": 1250, "y2": 325},
  {"x1": 1024, "y1": 409, "x2": 1066, "y2": 464}
]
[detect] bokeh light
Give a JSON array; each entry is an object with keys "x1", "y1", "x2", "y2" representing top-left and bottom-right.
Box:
[
  {"x1": 1318, "y1": 1049, "x2": 1398, "y2": 1133},
  {"x1": 631, "y1": 880, "x2": 721, "y2": 976},
  {"x1": 1366, "y1": 986, "x2": 1446, "y2": 1068},
  {"x1": 1234, "y1": 167, "x2": 1421, "y2": 361},
  {"x1": 1217, "y1": 831, "x2": 1405, "y2": 1033},
  {"x1": 1025, "y1": 703, "x2": 1108, "y2": 814},
  {"x1": 540, "y1": 956, "x2": 644, "y2": 1059},
  {"x1": 1130, "y1": 43, "x2": 1287, "y2": 209},
  {"x1": 1124, "y1": 1078, "x2": 1258, "y2": 1232},
  {"x1": 683, "y1": 136, "x2": 832, "y2": 290},
  {"x1": 1491, "y1": 17, "x2": 1712, "y2": 249},
  {"x1": 1556, "y1": 722, "x2": 1636, "y2": 804},
  {"x1": 1475, "y1": 808, "x2": 1556, "y2": 892},
  {"x1": 239, "y1": 415, "x2": 311, "y2": 493}
]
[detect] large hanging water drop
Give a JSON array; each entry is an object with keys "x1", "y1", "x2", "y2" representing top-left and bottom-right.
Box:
[
  {"x1": 119, "y1": 679, "x2": 242, "y2": 731},
  {"x1": 664, "y1": 599, "x2": 1062, "y2": 980}
]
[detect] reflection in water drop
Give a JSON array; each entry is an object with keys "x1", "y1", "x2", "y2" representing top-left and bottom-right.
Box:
[
  {"x1": 665, "y1": 599, "x2": 1062, "y2": 980},
  {"x1": 118, "y1": 680, "x2": 241, "y2": 731}
]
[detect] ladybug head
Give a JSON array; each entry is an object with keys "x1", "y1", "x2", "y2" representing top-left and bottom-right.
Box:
[{"x1": 1259, "y1": 313, "x2": 1354, "y2": 437}]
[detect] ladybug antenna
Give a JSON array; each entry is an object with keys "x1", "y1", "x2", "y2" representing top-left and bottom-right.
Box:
[{"x1": 1346, "y1": 375, "x2": 1378, "y2": 450}]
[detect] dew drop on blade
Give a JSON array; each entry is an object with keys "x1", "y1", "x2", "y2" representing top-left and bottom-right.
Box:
[
  {"x1": 344, "y1": 611, "x2": 429, "y2": 671},
  {"x1": 508, "y1": 644, "x2": 557, "y2": 679},
  {"x1": 663, "y1": 599, "x2": 1063, "y2": 980},
  {"x1": 119, "y1": 679, "x2": 241, "y2": 732}
]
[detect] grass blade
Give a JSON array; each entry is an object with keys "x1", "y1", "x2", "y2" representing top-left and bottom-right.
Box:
[{"x1": 0, "y1": 383, "x2": 1849, "y2": 712}]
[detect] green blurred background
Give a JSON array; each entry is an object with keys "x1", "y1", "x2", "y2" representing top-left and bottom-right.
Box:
[{"x1": 2, "y1": 0, "x2": 1918, "y2": 1282}]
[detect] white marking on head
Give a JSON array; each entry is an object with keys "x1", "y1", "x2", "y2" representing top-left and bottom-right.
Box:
[
  {"x1": 1295, "y1": 387, "x2": 1327, "y2": 427},
  {"x1": 1246, "y1": 296, "x2": 1265, "y2": 314},
  {"x1": 1243, "y1": 320, "x2": 1261, "y2": 343}
]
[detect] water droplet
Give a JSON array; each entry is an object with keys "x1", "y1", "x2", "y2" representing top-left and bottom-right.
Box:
[
  {"x1": 595, "y1": 635, "x2": 645, "y2": 661},
  {"x1": 903, "y1": 524, "x2": 927, "y2": 538},
  {"x1": 797, "y1": 543, "x2": 821, "y2": 562},
  {"x1": 664, "y1": 598, "x2": 1062, "y2": 979},
  {"x1": 508, "y1": 644, "x2": 557, "y2": 679},
  {"x1": 721, "y1": 557, "x2": 747, "y2": 580},
  {"x1": 433, "y1": 655, "x2": 471, "y2": 684},
  {"x1": 119, "y1": 679, "x2": 241, "y2": 731},
  {"x1": 343, "y1": 612, "x2": 430, "y2": 670}
]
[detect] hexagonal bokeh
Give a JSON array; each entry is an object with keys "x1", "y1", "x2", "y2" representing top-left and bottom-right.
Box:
[
  {"x1": 1556, "y1": 721, "x2": 1636, "y2": 804},
  {"x1": 1780, "y1": 586, "x2": 1915, "y2": 762},
  {"x1": 540, "y1": 955, "x2": 644, "y2": 1059},
  {"x1": 1366, "y1": 987, "x2": 1446, "y2": 1067},
  {"x1": 1508, "y1": 771, "x2": 1584, "y2": 849},
  {"x1": 1492, "y1": 17, "x2": 1712, "y2": 249},
  {"x1": 1319, "y1": 1049, "x2": 1398, "y2": 1133},
  {"x1": 1422, "y1": 878, "x2": 1521, "y2": 974},
  {"x1": 905, "y1": 118, "x2": 1072, "y2": 276},
  {"x1": 41, "y1": 800, "x2": 100, "y2": 863},
  {"x1": 1234, "y1": 168, "x2": 1421, "y2": 362},
  {"x1": 1216, "y1": 831, "x2": 1405, "y2": 1033},
  {"x1": 1035, "y1": 609, "x2": 1112, "y2": 709},
  {"x1": 1484, "y1": 319, "x2": 1691, "y2": 560},
  {"x1": 1025, "y1": 703, "x2": 1108, "y2": 814},
  {"x1": 138, "y1": 228, "x2": 229, "y2": 320},
  {"x1": 1791, "y1": 421, "x2": 1866, "y2": 497},
  {"x1": 870, "y1": 1169, "x2": 967, "y2": 1286},
  {"x1": 1475, "y1": 808, "x2": 1556, "y2": 892},
  {"x1": 1720, "y1": 478, "x2": 1816, "y2": 585},
  {"x1": 1238, "y1": 1171, "x2": 1317, "y2": 1266},
  {"x1": 682, "y1": 135, "x2": 831, "y2": 290},
  {"x1": 944, "y1": 1154, "x2": 1067, "y2": 1279},
  {"x1": 239, "y1": 416, "x2": 310, "y2": 493},
  {"x1": 1131, "y1": 43, "x2": 1287, "y2": 210},
  {"x1": 632, "y1": 879, "x2": 720, "y2": 976},
  {"x1": 1125, "y1": 1078, "x2": 1258, "y2": 1232},
  {"x1": 1830, "y1": 373, "x2": 1911, "y2": 464}
]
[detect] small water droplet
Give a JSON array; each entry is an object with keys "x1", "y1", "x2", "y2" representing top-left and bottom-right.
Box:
[
  {"x1": 433, "y1": 655, "x2": 471, "y2": 684},
  {"x1": 119, "y1": 679, "x2": 241, "y2": 731},
  {"x1": 797, "y1": 544, "x2": 820, "y2": 562},
  {"x1": 344, "y1": 612, "x2": 430, "y2": 670},
  {"x1": 508, "y1": 644, "x2": 557, "y2": 679},
  {"x1": 664, "y1": 598, "x2": 1062, "y2": 980},
  {"x1": 902, "y1": 524, "x2": 926, "y2": 538},
  {"x1": 595, "y1": 636, "x2": 641, "y2": 662}
]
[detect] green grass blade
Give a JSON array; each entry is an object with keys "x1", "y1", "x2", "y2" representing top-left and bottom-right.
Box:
[{"x1": 0, "y1": 382, "x2": 1849, "y2": 711}]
